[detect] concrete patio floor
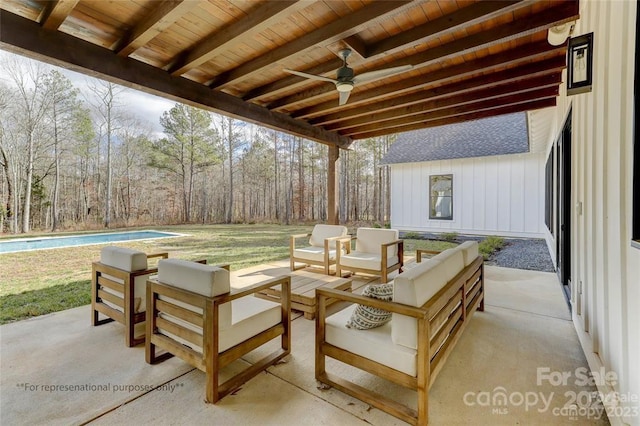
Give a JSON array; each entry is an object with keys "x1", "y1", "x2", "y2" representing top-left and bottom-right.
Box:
[{"x1": 0, "y1": 261, "x2": 609, "y2": 425}]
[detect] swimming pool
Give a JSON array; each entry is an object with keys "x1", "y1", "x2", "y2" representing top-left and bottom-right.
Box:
[{"x1": 0, "y1": 230, "x2": 183, "y2": 254}]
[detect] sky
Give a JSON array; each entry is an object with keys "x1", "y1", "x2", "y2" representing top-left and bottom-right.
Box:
[{"x1": 0, "y1": 49, "x2": 176, "y2": 138}]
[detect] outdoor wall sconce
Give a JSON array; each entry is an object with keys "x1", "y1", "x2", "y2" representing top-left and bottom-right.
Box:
[
  {"x1": 547, "y1": 21, "x2": 575, "y2": 46},
  {"x1": 567, "y1": 33, "x2": 594, "y2": 96}
]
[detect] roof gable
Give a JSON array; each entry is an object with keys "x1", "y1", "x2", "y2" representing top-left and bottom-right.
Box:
[{"x1": 381, "y1": 112, "x2": 530, "y2": 164}]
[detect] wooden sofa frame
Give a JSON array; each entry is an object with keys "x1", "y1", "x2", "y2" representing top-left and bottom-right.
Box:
[
  {"x1": 335, "y1": 235, "x2": 404, "y2": 284},
  {"x1": 316, "y1": 255, "x2": 484, "y2": 425},
  {"x1": 91, "y1": 252, "x2": 168, "y2": 347},
  {"x1": 146, "y1": 268, "x2": 291, "y2": 403}
]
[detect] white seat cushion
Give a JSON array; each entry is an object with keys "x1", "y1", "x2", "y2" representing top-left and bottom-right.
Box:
[
  {"x1": 431, "y1": 249, "x2": 465, "y2": 281},
  {"x1": 392, "y1": 259, "x2": 449, "y2": 349},
  {"x1": 339, "y1": 251, "x2": 399, "y2": 271},
  {"x1": 309, "y1": 224, "x2": 348, "y2": 247},
  {"x1": 158, "y1": 289, "x2": 281, "y2": 353},
  {"x1": 326, "y1": 305, "x2": 417, "y2": 376},
  {"x1": 293, "y1": 246, "x2": 338, "y2": 263},
  {"x1": 458, "y1": 241, "x2": 479, "y2": 266}
]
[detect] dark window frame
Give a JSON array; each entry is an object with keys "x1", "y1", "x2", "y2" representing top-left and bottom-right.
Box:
[
  {"x1": 545, "y1": 148, "x2": 555, "y2": 234},
  {"x1": 633, "y1": 4, "x2": 640, "y2": 249},
  {"x1": 429, "y1": 174, "x2": 453, "y2": 221}
]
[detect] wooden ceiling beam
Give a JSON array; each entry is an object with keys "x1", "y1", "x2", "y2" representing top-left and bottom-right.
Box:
[
  {"x1": 351, "y1": 98, "x2": 557, "y2": 140},
  {"x1": 0, "y1": 10, "x2": 352, "y2": 149},
  {"x1": 314, "y1": 56, "x2": 566, "y2": 127},
  {"x1": 115, "y1": 0, "x2": 200, "y2": 57},
  {"x1": 208, "y1": 0, "x2": 414, "y2": 89},
  {"x1": 270, "y1": 1, "x2": 578, "y2": 112},
  {"x1": 338, "y1": 74, "x2": 562, "y2": 134},
  {"x1": 347, "y1": 86, "x2": 559, "y2": 138},
  {"x1": 168, "y1": 0, "x2": 306, "y2": 76},
  {"x1": 294, "y1": 41, "x2": 566, "y2": 120},
  {"x1": 40, "y1": 0, "x2": 79, "y2": 30}
]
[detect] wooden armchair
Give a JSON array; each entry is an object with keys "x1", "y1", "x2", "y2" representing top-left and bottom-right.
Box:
[
  {"x1": 290, "y1": 224, "x2": 348, "y2": 274},
  {"x1": 146, "y1": 259, "x2": 291, "y2": 403},
  {"x1": 335, "y1": 227, "x2": 404, "y2": 283},
  {"x1": 91, "y1": 246, "x2": 168, "y2": 347}
]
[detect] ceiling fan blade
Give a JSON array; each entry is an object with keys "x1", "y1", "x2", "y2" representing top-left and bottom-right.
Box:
[
  {"x1": 339, "y1": 90, "x2": 351, "y2": 106},
  {"x1": 354, "y1": 65, "x2": 413, "y2": 84},
  {"x1": 283, "y1": 69, "x2": 336, "y2": 83}
]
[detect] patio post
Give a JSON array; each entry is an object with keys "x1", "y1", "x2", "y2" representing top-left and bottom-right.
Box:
[{"x1": 327, "y1": 145, "x2": 339, "y2": 224}]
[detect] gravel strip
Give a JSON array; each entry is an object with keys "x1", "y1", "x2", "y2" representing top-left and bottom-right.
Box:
[{"x1": 485, "y1": 238, "x2": 555, "y2": 272}]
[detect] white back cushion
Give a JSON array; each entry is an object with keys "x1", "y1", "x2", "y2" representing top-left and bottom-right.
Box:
[
  {"x1": 458, "y1": 241, "x2": 479, "y2": 266},
  {"x1": 157, "y1": 259, "x2": 231, "y2": 328},
  {"x1": 355, "y1": 228, "x2": 399, "y2": 256},
  {"x1": 309, "y1": 224, "x2": 348, "y2": 247},
  {"x1": 392, "y1": 259, "x2": 449, "y2": 349},
  {"x1": 431, "y1": 249, "x2": 465, "y2": 282},
  {"x1": 100, "y1": 246, "x2": 147, "y2": 271}
]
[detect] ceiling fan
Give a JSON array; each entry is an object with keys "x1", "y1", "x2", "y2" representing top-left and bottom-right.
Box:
[{"x1": 284, "y1": 49, "x2": 413, "y2": 106}]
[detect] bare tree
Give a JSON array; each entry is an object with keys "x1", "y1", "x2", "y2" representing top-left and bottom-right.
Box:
[
  {"x1": 87, "y1": 81, "x2": 124, "y2": 228},
  {"x1": 3, "y1": 57, "x2": 52, "y2": 233}
]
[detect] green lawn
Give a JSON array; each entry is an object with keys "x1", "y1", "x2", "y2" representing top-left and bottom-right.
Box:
[{"x1": 0, "y1": 224, "x2": 463, "y2": 324}]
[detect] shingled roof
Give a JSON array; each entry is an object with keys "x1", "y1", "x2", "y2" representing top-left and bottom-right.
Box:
[{"x1": 381, "y1": 112, "x2": 530, "y2": 164}]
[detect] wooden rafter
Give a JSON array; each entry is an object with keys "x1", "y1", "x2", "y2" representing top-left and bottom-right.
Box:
[
  {"x1": 40, "y1": 0, "x2": 79, "y2": 30},
  {"x1": 351, "y1": 98, "x2": 558, "y2": 140},
  {"x1": 207, "y1": 0, "x2": 414, "y2": 89},
  {"x1": 271, "y1": 0, "x2": 578, "y2": 112},
  {"x1": 168, "y1": 0, "x2": 306, "y2": 76},
  {"x1": 361, "y1": 0, "x2": 529, "y2": 59},
  {"x1": 115, "y1": 0, "x2": 200, "y2": 57}
]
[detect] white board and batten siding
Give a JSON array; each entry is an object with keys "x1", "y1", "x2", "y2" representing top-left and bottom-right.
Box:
[
  {"x1": 390, "y1": 152, "x2": 545, "y2": 238},
  {"x1": 531, "y1": 1, "x2": 640, "y2": 424}
]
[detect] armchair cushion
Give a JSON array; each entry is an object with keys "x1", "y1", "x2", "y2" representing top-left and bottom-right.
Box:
[
  {"x1": 354, "y1": 228, "x2": 399, "y2": 256},
  {"x1": 157, "y1": 259, "x2": 232, "y2": 329},
  {"x1": 338, "y1": 251, "x2": 399, "y2": 271},
  {"x1": 392, "y1": 259, "x2": 449, "y2": 349},
  {"x1": 99, "y1": 246, "x2": 149, "y2": 313},
  {"x1": 309, "y1": 224, "x2": 348, "y2": 247},
  {"x1": 293, "y1": 246, "x2": 338, "y2": 263},
  {"x1": 326, "y1": 305, "x2": 417, "y2": 376},
  {"x1": 100, "y1": 246, "x2": 148, "y2": 271},
  {"x1": 346, "y1": 283, "x2": 393, "y2": 330}
]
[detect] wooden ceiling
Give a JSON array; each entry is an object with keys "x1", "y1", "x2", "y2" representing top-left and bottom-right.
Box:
[{"x1": 0, "y1": 0, "x2": 579, "y2": 149}]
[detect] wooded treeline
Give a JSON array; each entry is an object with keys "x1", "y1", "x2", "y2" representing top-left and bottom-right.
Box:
[{"x1": 0, "y1": 56, "x2": 393, "y2": 234}]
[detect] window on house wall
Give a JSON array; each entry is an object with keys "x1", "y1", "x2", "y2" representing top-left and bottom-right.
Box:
[
  {"x1": 545, "y1": 149, "x2": 555, "y2": 234},
  {"x1": 429, "y1": 174, "x2": 453, "y2": 220},
  {"x1": 633, "y1": 2, "x2": 640, "y2": 247}
]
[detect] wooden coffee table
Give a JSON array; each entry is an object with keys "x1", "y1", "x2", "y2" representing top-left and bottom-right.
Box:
[{"x1": 256, "y1": 270, "x2": 352, "y2": 320}]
